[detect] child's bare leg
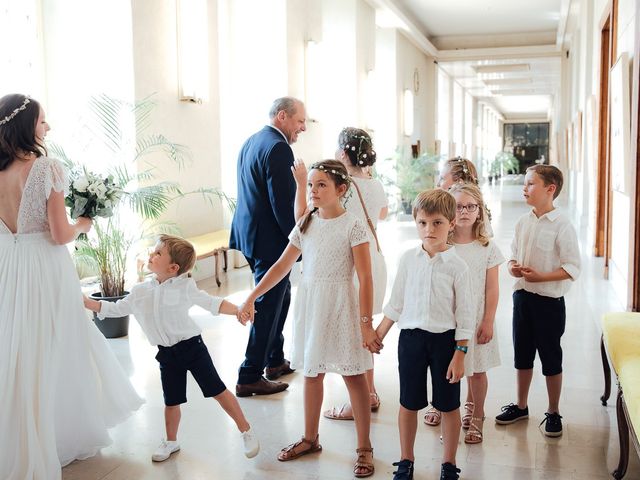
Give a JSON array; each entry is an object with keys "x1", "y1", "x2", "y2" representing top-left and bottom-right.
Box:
[
  {"x1": 465, "y1": 377, "x2": 473, "y2": 404},
  {"x1": 165, "y1": 405, "x2": 181, "y2": 441},
  {"x1": 365, "y1": 367, "x2": 378, "y2": 402},
  {"x1": 517, "y1": 368, "x2": 533, "y2": 408},
  {"x1": 398, "y1": 406, "x2": 418, "y2": 461},
  {"x1": 441, "y1": 409, "x2": 461, "y2": 465},
  {"x1": 343, "y1": 373, "x2": 372, "y2": 447},
  {"x1": 469, "y1": 372, "x2": 488, "y2": 418},
  {"x1": 545, "y1": 373, "x2": 562, "y2": 413},
  {"x1": 304, "y1": 374, "x2": 325, "y2": 440},
  {"x1": 213, "y1": 389, "x2": 250, "y2": 432}
]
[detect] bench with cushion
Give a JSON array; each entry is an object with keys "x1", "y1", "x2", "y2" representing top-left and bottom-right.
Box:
[
  {"x1": 600, "y1": 312, "x2": 640, "y2": 479},
  {"x1": 187, "y1": 229, "x2": 230, "y2": 287}
]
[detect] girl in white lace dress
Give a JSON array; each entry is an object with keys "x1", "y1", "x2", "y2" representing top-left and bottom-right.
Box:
[
  {"x1": 239, "y1": 160, "x2": 379, "y2": 478},
  {"x1": 449, "y1": 183, "x2": 504, "y2": 444},
  {"x1": 0, "y1": 94, "x2": 142, "y2": 480}
]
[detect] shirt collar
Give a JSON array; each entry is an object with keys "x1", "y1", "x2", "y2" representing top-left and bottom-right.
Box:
[
  {"x1": 269, "y1": 124, "x2": 289, "y2": 144},
  {"x1": 528, "y1": 208, "x2": 561, "y2": 222},
  {"x1": 413, "y1": 245, "x2": 456, "y2": 262},
  {"x1": 151, "y1": 272, "x2": 189, "y2": 286}
]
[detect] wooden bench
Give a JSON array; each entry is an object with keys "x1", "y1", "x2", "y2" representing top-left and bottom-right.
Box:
[
  {"x1": 187, "y1": 229, "x2": 230, "y2": 287},
  {"x1": 600, "y1": 312, "x2": 640, "y2": 479}
]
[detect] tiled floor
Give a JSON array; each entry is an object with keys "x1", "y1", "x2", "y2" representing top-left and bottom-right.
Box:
[{"x1": 63, "y1": 178, "x2": 640, "y2": 479}]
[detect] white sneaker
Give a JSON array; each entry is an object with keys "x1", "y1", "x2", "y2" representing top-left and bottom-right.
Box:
[
  {"x1": 152, "y1": 439, "x2": 180, "y2": 462},
  {"x1": 241, "y1": 428, "x2": 260, "y2": 458}
]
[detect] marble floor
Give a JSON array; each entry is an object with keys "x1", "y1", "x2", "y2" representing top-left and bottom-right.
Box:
[{"x1": 63, "y1": 178, "x2": 640, "y2": 479}]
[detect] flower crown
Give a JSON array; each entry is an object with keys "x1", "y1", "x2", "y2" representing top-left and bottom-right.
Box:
[
  {"x1": 313, "y1": 163, "x2": 349, "y2": 181},
  {"x1": 342, "y1": 130, "x2": 375, "y2": 165},
  {"x1": 0, "y1": 97, "x2": 30, "y2": 126},
  {"x1": 455, "y1": 156, "x2": 469, "y2": 175}
]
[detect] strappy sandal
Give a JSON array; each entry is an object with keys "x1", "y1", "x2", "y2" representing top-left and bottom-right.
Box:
[
  {"x1": 370, "y1": 392, "x2": 381, "y2": 412},
  {"x1": 423, "y1": 406, "x2": 441, "y2": 426},
  {"x1": 277, "y1": 435, "x2": 322, "y2": 461},
  {"x1": 354, "y1": 447, "x2": 374, "y2": 478},
  {"x1": 464, "y1": 416, "x2": 485, "y2": 444},
  {"x1": 323, "y1": 403, "x2": 354, "y2": 421},
  {"x1": 462, "y1": 401, "x2": 474, "y2": 429}
]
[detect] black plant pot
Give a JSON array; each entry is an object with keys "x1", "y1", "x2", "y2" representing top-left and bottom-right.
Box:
[{"x1": 90, "y1": 291, "x2": 130, "y2": 338}]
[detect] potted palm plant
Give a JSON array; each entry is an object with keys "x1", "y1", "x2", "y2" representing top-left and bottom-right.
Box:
[{"x1": 52, "y1": 94, "x2": 233, "y2": 338}]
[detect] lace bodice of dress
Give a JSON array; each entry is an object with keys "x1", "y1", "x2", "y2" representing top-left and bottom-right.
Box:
[
  {"x1": 289, "y1": 212, "x2": 369, "y2": 283},
  {"x1": 0, "y1": 157, "x2": 69, "y2": 235}
]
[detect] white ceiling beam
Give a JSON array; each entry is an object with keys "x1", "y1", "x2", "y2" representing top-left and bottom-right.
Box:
[
  {"x1": 556, "y1": 0, "x2": 572, "y2": 50},
  {"x1": 438, "y1": 44, "x2": 562, "y2": 62},
  {"x1": 366, "y1": 0, "x2": 439, "y2": 57}
]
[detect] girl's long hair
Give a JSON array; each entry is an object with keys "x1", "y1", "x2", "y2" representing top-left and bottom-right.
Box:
[
  {"x1": 449, "y1": 183, "x2": 490, "y2": 246},
  {"x1": 298, "y1": 159, "x2": 350, "y2": 234}
]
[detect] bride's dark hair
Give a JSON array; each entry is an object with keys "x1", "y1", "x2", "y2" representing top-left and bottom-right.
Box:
[{"x1": 0, "y1": 94, "x2": 45, "y2": 171}]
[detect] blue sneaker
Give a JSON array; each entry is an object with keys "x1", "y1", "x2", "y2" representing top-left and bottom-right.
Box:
[
  {"x1": 495, "y1": 403, "x2": 529, "y2": 424},
  {"x1": 392, "y1": 459, "x2": 414, "y2": 480},
  {"x1": 440, "y1": 462, "x2": 461, "y2": 480},
  {"x1": 540, "y1": 412, "x2": 563, "y2": 437}
]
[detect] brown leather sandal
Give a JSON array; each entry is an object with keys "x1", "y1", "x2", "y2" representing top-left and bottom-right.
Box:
[
  {"x1": 370, "y1": 393, "x2": 381, "y2": 412},
  {"x1": 354, "y1": 447, "x2": 374, "y2": 478},
  {"x1": 277, "y1": 435, "x2": 322, "y2": 461}
]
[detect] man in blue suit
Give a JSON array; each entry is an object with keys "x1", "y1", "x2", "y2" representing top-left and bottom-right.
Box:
[{"x1": 230, "y1": 97, "x2": 306, "y2": 396}]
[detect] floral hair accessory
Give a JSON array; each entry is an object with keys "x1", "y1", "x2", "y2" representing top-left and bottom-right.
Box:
[
  {"x1": 456, "y1": 156, "x2": 469, "y2": 175},
  {"x1": 314, "y1": 163, "x2": 349, "y2": 180},
  {"x1": 0, "y1": 97, "x2": 30, "y2": 126}
]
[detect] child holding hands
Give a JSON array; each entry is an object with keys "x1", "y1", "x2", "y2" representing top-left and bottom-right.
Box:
[
  {"x1": 239, "y1": 160, "x2": 379, "y2": 478},
  {"x1": 495, "y1": 165, "x2": 580, "y2": 437},
  {"x1": 84, "y1": 234, "x2": 259, "y2": 462},
  {"x1": 376, "y1": 189, "x2": 474, "y2": 480}
]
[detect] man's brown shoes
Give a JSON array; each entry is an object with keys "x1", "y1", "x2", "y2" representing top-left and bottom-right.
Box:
[
  {"x1": 236, "y1": 377, "x2": 289, "y2": 397},
  {"x1": 265, "y1": 360, "x2": 295, "y2": 381}
]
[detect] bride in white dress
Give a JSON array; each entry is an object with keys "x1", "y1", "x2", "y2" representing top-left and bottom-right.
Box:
[{"x1": 0, "y1": 94, "x2": 143, "y2": 480}]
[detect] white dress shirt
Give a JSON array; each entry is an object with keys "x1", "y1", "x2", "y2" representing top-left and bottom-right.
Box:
[
  {"x1": 510, "y1": 208, "x2": 581, "y2": 298},
  {"x1": 383, "y1": 245, "x2": 474, "y2": 341},
  {"x1": 98, "y1": 274, "x2": 223, "y2": 347}
]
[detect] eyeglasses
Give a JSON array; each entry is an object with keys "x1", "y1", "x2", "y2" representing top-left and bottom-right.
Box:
[{"x1": 456, "y1": 203, "x2": 479, "y2": 213}]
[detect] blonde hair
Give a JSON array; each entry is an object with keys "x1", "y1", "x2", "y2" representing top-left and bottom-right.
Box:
[
  {"x1": 448, "y1": 183, "x2": 491, "y2": 246},
  {"x1": 526, "y1": 164, "x2": 563, "y2": 199},
  {"x1": 412, "y1": 189, "x2": 456, "y2": 222},
  {"x1": 158, "y1": 234, "x2": 197, "y2": 275}
]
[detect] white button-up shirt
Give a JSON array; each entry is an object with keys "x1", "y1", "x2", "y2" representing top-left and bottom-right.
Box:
[
  {"x1": 98, "y1": 274, "x2": 223, "y2": 347},
  {"x1": 383, "y1": 245, "x2": 474, "y2": 341},
  {"x1": 510, "y1": 208, "x2": 581, "y2": 298}
]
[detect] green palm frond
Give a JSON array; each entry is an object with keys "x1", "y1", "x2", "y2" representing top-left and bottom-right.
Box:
[
  {"x1": 135, "y1": 134, "x2": 191, "y2": 166},
  {"x1": 133, "y1": 94, "x2": 156, "y2": 137},
  {"x1": 88, "y1": 94, "x2": 127, "y2": 153},
  {"x1": 47, "y1": 142, "x2": 75, "y2": 170}
]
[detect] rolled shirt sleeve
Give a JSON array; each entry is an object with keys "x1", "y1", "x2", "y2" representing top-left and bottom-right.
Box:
[
  {"x1": 186, "y1": 278, "x2": 224, "y2": 315},
  {"x1": 97, "y1": 290, "x2": 136, "y2": 320},
  {"x1": 558, "y1": 224, "x2": 581, "y2": 280}
]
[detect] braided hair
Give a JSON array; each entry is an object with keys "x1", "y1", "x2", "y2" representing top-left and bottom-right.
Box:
[
  {"x1": 338, "y1": 127, "x2": 376, "y2": 168},
  {"x1": 444, "y1": 156, "x2": 479, "y2": 185},
  {"x1": 298, "y1": 159, "x2": 351, "y2": 234}
]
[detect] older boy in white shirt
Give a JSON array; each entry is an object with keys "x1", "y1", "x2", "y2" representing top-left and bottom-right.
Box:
[
  {"x1": 84, "y1": 235, "x2": 259, "y2": 462},
  {"x1": 495, "y1": 165, "x2": 580, "y2": 437},
  {"x1": 376, "y1": 189, "x2": 474, "y2": 480}
]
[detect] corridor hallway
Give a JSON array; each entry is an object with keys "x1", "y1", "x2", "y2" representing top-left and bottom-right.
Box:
[{"x1": 63, "y1": 178, "x2": 640, "y2": 479}]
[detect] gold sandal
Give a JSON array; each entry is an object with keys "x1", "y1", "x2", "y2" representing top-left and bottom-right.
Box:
[
  {"x1": 277, "y1": 435, "x2": 322, "y2": 461},
  {"x1": 354, "y1": 447, "x2": 374, "y2": 478},
  {"x1": 370, "y1": 393, "x2": 381, "y2": 412},
  {"x1": 462, "y1": 401, "x2": 474, "y2": 429},
  {"x1": 423, "y1": 406, "x2": 441, "y2": 426},
  {"x1": 464, "y1": 416, "x2": 485, "y2": 444}
]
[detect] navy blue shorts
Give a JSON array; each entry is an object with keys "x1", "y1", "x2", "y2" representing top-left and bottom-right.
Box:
[
  {"x1": 398, "y1": 329, "x2": 460, "y2": 412},
  {"x1": 156, "y1": 335, "x2": 226, "y2": 406},
  {"x1": 512, "y1": 290, "x2": 566, "y2": 376}
]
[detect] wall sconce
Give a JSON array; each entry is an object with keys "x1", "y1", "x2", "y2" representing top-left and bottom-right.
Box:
[
  {"x1": 305, "y1": 40, "x2": 323, "y2": 121},
  {"x1": 177, "y1": 0, "x2": 209, "y2": 103},
  {"x1": 403, "y1": 89, "x2": 414, "y2": 137}
]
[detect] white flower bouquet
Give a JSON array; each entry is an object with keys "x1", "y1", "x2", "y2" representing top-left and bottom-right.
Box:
[{"x1": 65, "y1": 167, "x2": 123, "y2": 219}]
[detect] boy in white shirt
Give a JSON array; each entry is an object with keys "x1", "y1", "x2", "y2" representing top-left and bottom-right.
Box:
[
  {"x1": 376, "y1": 189, "x2": 474, "y2": 480},
  {"x1": 83, "y1": 235, "x2": 259, "y2": 462},
  {"x1": 495, "y1": 165, "x2": 580, "y2": 437}
]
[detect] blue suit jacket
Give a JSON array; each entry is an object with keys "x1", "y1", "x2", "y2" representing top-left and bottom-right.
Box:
[{"x1": 229, "y1": 126, "x2": 296, "y2": 264}]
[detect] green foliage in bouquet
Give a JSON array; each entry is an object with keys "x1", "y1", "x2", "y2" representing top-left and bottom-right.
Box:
[{"x1": 51, "y1": 94, "x2": 234, "y2": 298}]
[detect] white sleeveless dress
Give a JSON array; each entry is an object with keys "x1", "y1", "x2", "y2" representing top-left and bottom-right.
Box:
[{"x1": 0, "y1": 157, "x2": 143, "y2": 480}]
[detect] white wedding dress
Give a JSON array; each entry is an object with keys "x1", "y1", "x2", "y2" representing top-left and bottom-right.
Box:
[{"x1": 0, "y1": 157, "x2": 143, "y2": 480}]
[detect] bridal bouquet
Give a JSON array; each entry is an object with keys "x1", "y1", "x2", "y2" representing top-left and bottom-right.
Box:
[{"x1": 65, "y1": 167, "x2": 123, "y2": 219}]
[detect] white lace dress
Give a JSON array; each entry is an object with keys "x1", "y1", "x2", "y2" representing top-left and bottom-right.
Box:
[
  {"x1": 289, "y1": 211, "x2": 374, "y2": 377},
  {"x1": 452, "y1": 240, "x2": 505, "y2": 375},
  {"x1": 0, "y1": 157, "x2": 143, "y2": 480},
  {"x1": 342, "y1": 176, "x2": 388, "y2": 314}
]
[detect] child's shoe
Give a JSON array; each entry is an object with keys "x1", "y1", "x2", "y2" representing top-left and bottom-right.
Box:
[
  {"x1": 392, "y1": 459, "x2": 414, "y2": 480},
  {"x1": 440, "y1": 462, "x2": 461, "y2": 480},
  {"x1": 241, "y1": 427, "x2": 260, "y2": 458},
  {"x1": 151, "y1": 439, "x2": 180, "y2": 462},
  {"x1": 495, "y1": 403, "x2": 529, "y2": 424},
  {"x1": 540, "y1": 412, "x2": 563, "y2": 437}
]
